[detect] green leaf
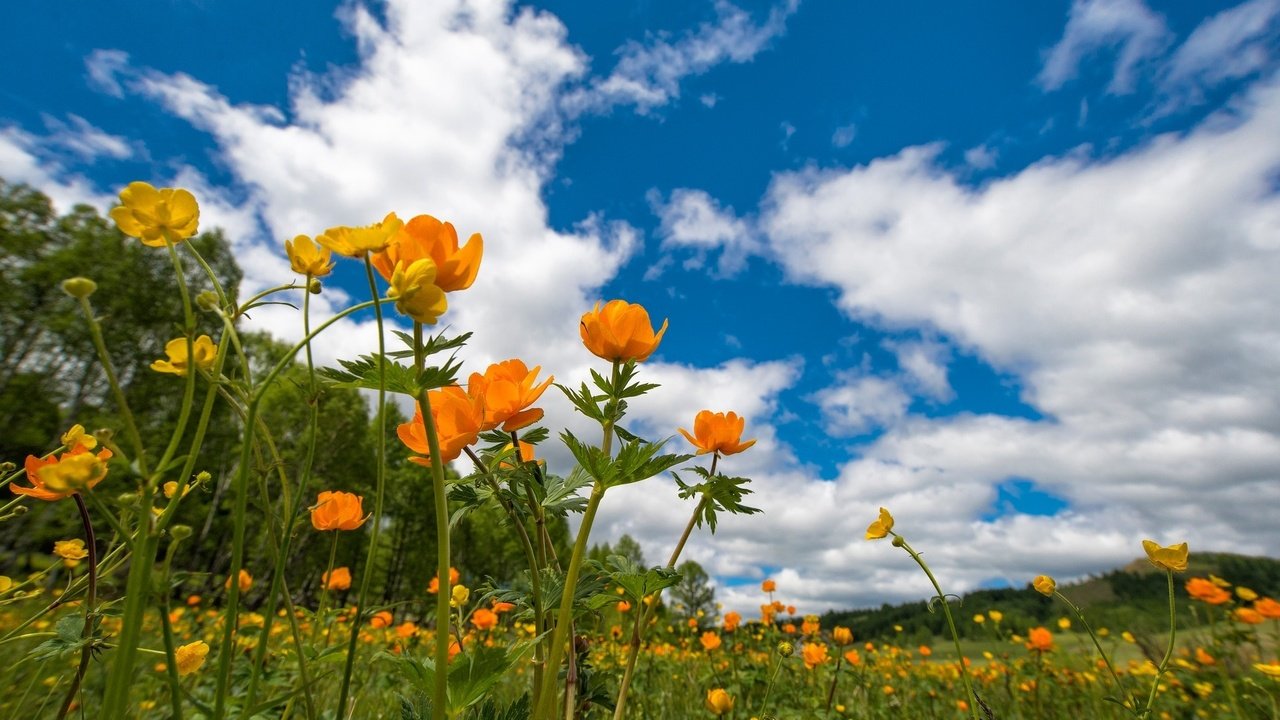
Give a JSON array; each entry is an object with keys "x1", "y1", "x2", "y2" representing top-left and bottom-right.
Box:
[
  {"x1": 541, "y1": 470, "x2": 591, "y2": 515},
  {"x1": 319, "y1": 354, "x2": 422, "y2": 396},
  {"x1": 672, "y1": 466, "x2": 761, "y2": 534},
  {"x1": 606, "y1": 555, "x2": 681, "y2": 603}
]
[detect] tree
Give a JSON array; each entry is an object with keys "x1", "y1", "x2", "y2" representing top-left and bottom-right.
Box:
[{"x1": 669, "y1": 560, "x2": 717, "y2": 622}]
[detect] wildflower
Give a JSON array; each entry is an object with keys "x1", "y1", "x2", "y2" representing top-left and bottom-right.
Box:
[
  {"x1": 1209, "y1": 575, "x2": 1231, "y2": 588},
  {"x1": 386, "y1": 258, "x2": 448, "y2": 325},
  {"x1": 369, "y1": 611, "x2": 393, "y2": 629},
  {"x1": 468, "y1": 359, "x2": 553, "y2": 432},
  {"x1": 395, "y1": 621, "x2": 418, "y2": 639},
  {"x1": 777, "y1": 641, "x2": 794, "y2": 657},
  {"x1": 110, "y1": 181, "x2": 200, "y2": 247},
  {"x1": 832, "y1": 626, "x2": 853, "y2": 646},
  {"x1": 310, "y1": 491, "x2": 366, "y2": 531},
  {"x1": 761, "y1": 579, "x2": 776, "y2": 593},
  {"x1": 1026, "y1": 627, "x2": 1053, "y2": 652},
  {"x1": 1255, "y1": 597, "x2": 1280, "y2": 619},
  {"x1": 372, "y1": 214, "x2": 482, "y2": 292},
  {"x1": 60, "y1": 424, "x2": 96, "y2": 451},
  {"x1": 398, "y1": 387, "x2": 485, "y2": 464},
  {"x1": 1142, "y1": 540, "x2": 1189, "y2": 572},
  {"x1": 723, "y1": 611, "x2": 741, "y2": 632},
  {"x1": 919, "y1": 645, "x2": 933, "y2": 657},
  {"x1": 471, "y1": 608, "x2": 498, "y2": 631},
  {"x1": 677, "y1": 410, "x2": 757, "y2": 457},
  {"x1": 151, "y1": 335, "x2": 218, "y2": 376},
  {"x1": 705, "y1": 688, "x2": 733, "y2": 715},
  {"x1": 225, "y1": 569, "x2": 253, "y2": 594},
  {"x1": 988, "y1": 610, "x2": 1004, "y2": 623},
  {"x1": 316, "y1": 212, "x2": 403, "y2": 258},
  {"x1": 451, "y1": 584, "x2": 470, "y2": 607},
  {"x1": 54, "y1": 539, "x2": 89, "y2": 568},
  {"x1": 783, "y1": 623, "x2": 796, "y2": 634},
  {"x1": 323, "y1": 567, "x2": 352, "y2": 591},
  {"x1": 801, "y1": 615, "x2": 820, "y2": 636},
  {"x1": 497, "y1": 441, "x2": 537, "y2": 469},
  {"x1": 865, "y1": 507, "x2": 894, "y2": 540},
  {"x1": 1122, "y1": 631, "x2": 1136, "y2": 643},
  {"x1": 844, "y1": 649, "x2": 861, "y2": 665},
  {"x1": 700, "y1": 631, "x2": 722, "y2": 651},
  {"x1": 1236, "y1": 586, "x2": 1258, "y2": 601},
  {"x1": 491, "y1": 601, "x2": 515, "y2": 614},
  {"x1": 285, "y1": 235, "x2": 335, "y2": 277},
  {"x1": 186, "y1": 595, "x2": 201, "y2": 606},
  {"x1": 579, "y1": 299, "x2": 668, "y2": 362},
  {"x1": 617, "y1": 600, "x2": 631, "y2": 613},
  {"x1": 973, "y1": 614, "x2": 986, "y2": 624},
  {"x1": 427, "y1": 568, "x2": 461, "y2": 594},
  {"x1": 1057, "y1": 617, "x2": 1071, "y2": 630},
  {"x1": 61, "y1": 277, "x2": 97, "y2": 298},
  {"x1": 1254, "y1": 663, "x2": 1280, "y2": 678},
  {"x1": 786, "y1": 605, "x2": 796, "y2": 615},
  {"x1": 174, "y1": 641, "x2": 210, "y2": 676},
  {"x1": 0, "y1": 576, "x2": 11, "y2": 593},
  {"x1": 1234, "y1": 608, "x2": 1264, "y2": 625},
  {"x1": 16, "y1": 445, "x2": 113, "y2": 501},
  {"x1": 1195, "y1": 647, "x2": 1215, "y2": 665},
  {"x1": 162, "y1": 481, "x2": 189, "y2": 499},
  {"x1": 1185, "y1": 577, "x2": 1232, "y2": 605},
  {"x1": 803, "y1": 642, "x2": 829, "y2": 669},
  {"x1": 1033, "y1": 575, "x2": 1056, "y2": 596}
]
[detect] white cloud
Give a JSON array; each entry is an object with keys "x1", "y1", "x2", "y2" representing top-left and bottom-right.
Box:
[
  {"x1": 963, "y1": 144, "x2": 997, "y2": 169},
  {"x1": 563, "y1": 0, "x2": 799, "y2": 115},
  {"x1": 41, "y1": 114, "x2": 133, "y2": 161},
  {"x1": 85, "y1": 49, "x2": 129, "y2": 98},
  {"x1": 887, "y1": 338, "x2": 953, "y2": 401},
  {"x1": 831, "y1": 123, "x2": 856, "y2": 148},
  {"x1": 1040, "y1": 0, "x2": 1172, "y2": 93},
  {"x1": 649, "y1": 188, "x2": 758, "y2": 276},
  {"x1": 812, "y1": 373, "x2": 911, "y2": 436},
  {"x1": 1160, "y1": 0, "x2": 1280, "y2": 107},
  {"x1": 0, "y1": 126, "x2": 113, "y2": 211}
]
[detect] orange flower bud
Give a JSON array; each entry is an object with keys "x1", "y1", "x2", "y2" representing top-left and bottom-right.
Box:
[{"x1": 579, "y1": 300, "x2": 667, "y2": 363}]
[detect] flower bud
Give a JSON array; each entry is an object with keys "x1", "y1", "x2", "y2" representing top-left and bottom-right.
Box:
[
  {"x1": 308, "y1": 278, "x2": 323, "y2": 294},
  {"x1": 777, "y1": 641, "x2": 794, "y2": 657},
  {"x1": 195, "y1": 470, "x2": 212, "y2": 486},
  {"x1": 891, "y1": 536, "x2": 905, "y2": 548},
  {"x1": 0, "y1": 462, "x2": 14, "y2": 474},
  {"x1": 170, "y1": 525, "x2": 193, "y2": 541},
  {"x1": 195, "y1": 290, "x2": 219, "y2": 311},
  {"x1": 61, "y1": 277, "x2": 98, "y2": 298}
]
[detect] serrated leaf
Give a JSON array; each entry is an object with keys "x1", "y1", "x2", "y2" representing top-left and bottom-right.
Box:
[{"x1": 319, "y1": 354, "x2": 422, "y2": 396}]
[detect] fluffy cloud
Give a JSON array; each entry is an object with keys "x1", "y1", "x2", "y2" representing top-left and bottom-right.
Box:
[
  {"x1": 812, "y1": 374, "x2": 911, "y2": 436},
  {"x1": 1039, "y1": 0, "x2": 1172, "y2": 93},
  {"x1": 1160, "y1": 0, "x2": 1280, "y2": 108},
  {"x1": 648, "y1": 188, "x2": 758, "y2": 276}
]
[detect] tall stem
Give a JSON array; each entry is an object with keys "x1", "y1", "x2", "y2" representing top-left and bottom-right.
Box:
[
  {"x1": 55, "y1": 494, "x2": 97, "y2": 720},
  {"x1": 1140, "y1": 571, "x2": 1177, "y2": 718},
  {"x1": 336, "y1": 259, "x2": 390, "y2": 718},
  {"x1": 420, "y1": 388, "x2": 452, "y2": 720}
]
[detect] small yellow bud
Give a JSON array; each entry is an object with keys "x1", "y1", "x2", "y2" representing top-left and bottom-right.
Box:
[
  {"x1": 777, "y1": 641, "x2": 794, "y2": 657},
  {"x1": 308, "y1": 278, "x2": 323, "y2": 294},
  {"x1": 61, "y1": 277, "x2": 98, "y2": 298},
  {"x1": 195, "y1": 290, "x2": 219, "y2": 311},
  {"x1": 195, "y1": 470, "x2": 212, "y2": 485}
]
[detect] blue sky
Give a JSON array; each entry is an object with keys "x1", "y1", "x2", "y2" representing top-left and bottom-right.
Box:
[{"x1": 5, "y1": 0, "x2": 1280, "y2": 613}]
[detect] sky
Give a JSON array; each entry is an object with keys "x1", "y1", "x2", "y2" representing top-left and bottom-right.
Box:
[{"x1": 4, "y1": 0, "x2": 1280, "y2": 616}]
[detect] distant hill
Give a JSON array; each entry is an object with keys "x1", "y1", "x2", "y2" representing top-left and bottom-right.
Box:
[{"x1": 819, "y1": 552, "x2": 1280, "y2": 644}]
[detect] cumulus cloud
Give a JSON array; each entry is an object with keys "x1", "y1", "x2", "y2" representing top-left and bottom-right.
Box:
[
  {"x1": 563, "y1": 0, "x2": 800, "y2": 115},
  {"x1": 1039, "y1": 0, "x2": 1172, "y2": 93},
  {"x1": 649, "y1": 188, "x2": 758, "y2": 276},
  {"x1": 812, "y1": 374, "x2": 911, "y2": 436},
  {"x1": 0, "y1": 126, "x2": 114, "y2": 211}
]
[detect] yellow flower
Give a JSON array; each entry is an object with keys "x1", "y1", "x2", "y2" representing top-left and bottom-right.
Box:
[
  {"x1": 832, "y1": 626, "x2": 853, "y2": 646},
  {"x1": 0, "y1": 576, "x2": 11, "y2": 593},
  {"x1": 451, "y1": 584, "x2": 471, "y2": 608},
  {"x1": 372, "y1": 214, "x2": 483, "y2": 292},
  {"x1": 151, "y1": 335, "x2": 218, "y2": 376},
  {"x1": 988, "y1": 610, "x2": 1003, "y2": 623},
  {"x1": 579, "y1": 299, "x2": 668, "y2": 363},
  {"x1": 865, "y1": 507, "x2": 894, "y2": 540},
  {"x1": 1033, "y1": 575, "x2": 1056, "y2": 596},
  {"x1": 174, "y1": 640, "x2": 210, "y2": 676},
  {"x1": 110, "y1": 181, "x2": 200, "y2": 247},
  {"x1": 37, "y1": 451, "x2": 110, "y2": 494},
  {"x1": 678, "y1": 410, "x2": 757, "y2": 456},
  {"x1": 285, "y1": 235, "x2": 335, "y2": 277},
  {"x1": 802, "y1": 642, "x2": 830, "y2": 669},
  {"x1": 973, "y1": 614, "x2": 986, "y2": 624},
  {"x1": 54, "y1": 539, "x2": 89, "y2": 568},
  {"x1": 1141, "y1": 540, "x2": 1188, "y2": 572},
  {"x1": 316, "y1": 212, "x2": 404, "y2": 257},
  {"x1": 387, "y1": 258, "x2": 448, "y2": 325},
  {"x1": 1122, "y1": 631, "x2": 1136, "y2": 643},
  {"x1": 1057, "y1": 617, "x2": 1071, "y2": 630},
  {"x1": 1254, "y1": 663, "x2": 1280, "y2": 678},
  {"x1": 1236, "y1": 586, "x2": 1258, "y2": 601},
  {"x1": 705, "y1": 688, "x2": 734, "y2": 715},
  {"x1": 60, "y1": 424, "x2": 97, "y2": 451}
]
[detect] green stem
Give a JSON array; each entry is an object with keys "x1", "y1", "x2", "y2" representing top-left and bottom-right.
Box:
[
  {"x1": 419, "y1": 387, "x2": 452, "y2": 720},
  {"x1": 336, "y1": 258, "x2": 390, "y2": 719},
  {"x1": 158, "y1": 537, "x2": 186, "y2": 720},
  {"x1": 1054, "y1": 590, "x2": 1133, "y2": 709},
  {"x1": 54, "y1": 493, "x2": 97, "y2": 720},
  {"x1": 313, "y1": 532, "x2": 341, "y2": 646},
  {"x1": 155, "y1": 240, "x2": 198, "y2": 475},
  {"x1": 757, "y1": 652, "x2": 786, "y2": 718},
  {"x1": 74, "y1": 296, "x2": 147, "y2": 476},
  {"x1": 1139, "y1": 571, "x2": 1177, "y2": 718}
]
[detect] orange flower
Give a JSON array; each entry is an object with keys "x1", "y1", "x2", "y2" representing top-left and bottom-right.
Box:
[
  {"x1": 323, "y1": 567, "x2": 352, "y2": 591},
  {"x1": 1195, "y1": 647, "x2": 1215, "y2": 665},
  {"x1": 617, "y1": 600, "x2": 632, "y2": 613},
  {"x1": 1026, "y1": 627, "x2": 1053, "y2": 652},
  {"x1": 918, "y1": 645, "x2": 933, "y2": 657},
  {"x1": 369, "y1": 610, "x2": 393, "y2": 629},
  {"x1": 13, "y1": 446, "x2": 113, "y2": 501},
  {"x1": 705, "y1": 688, "x2": 734, "y2": 715},
  {"x1": 448, "y1": 639, "x2": 463, "y2": 661},
  {"x1": 802, "y1": 642, "x2": 829, "y2": 669},
  {"x1": 1234, "y1": 608, "x2": 1264, "y2": 625},
  {"x1": 579, "y1": 300, "x2": 668, "y2": 363},
  {"x1": 1186, "y1": 577, "x2": 1232, "y2": 605},
  {"x1": 395, "y1": 621, "x2": 418, "y2": 639},
  {"x1": 397, "y1": 386, "x2": 484, "y2": 465},
  {"x1": 311, "y1": 491, "x2": 367, "y2": 531},
  {"x1": 761, "y1": 579, "x2": 777, "y2": 593},
  {"x1": 844, "y1": 648, "x2": 862, "y2": 666},
  {"x1": 491, "y1": 601, "x2": 515, "y2": 614},
  {"x1": 678, "y1": 410, "x2": 756, "y2": 456},
  {"x1": 832, "y1": 626, "x2": 853, "y2": 646},
  {"x1": 428, "y1": 567, "x2": 461, "y2": 594},
  {"x1": 1254, "y1": 597, "x2": 1280, "y2": 619},
  {"x1": 723, "y1": 611, "x2": 741, "y2": 632},
  {"x1": 225, "y1": 569, "x2": 253, "y2": 594},
  {"x1": 372, "y1": 214, "x2": 482, "y2": 292},
  {"x1": 468, "y1": 359, "x2": 553, "y2": 432},
  {"x1": 470, "y1": 608, "x2": 499, "y2": 631},
  {"x1": 783, "y1": 623, "x2": 797, "y2": 634},
  {"x1": 700, "y1": 631, "x2": 722, "y2": 651},
  {"x1": 801, "y1": 615, "x2": 820, "y2": 636}
]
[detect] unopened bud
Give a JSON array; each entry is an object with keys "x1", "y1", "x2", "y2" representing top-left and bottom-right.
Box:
[
  {"x1": 170, "y1": 525, "x2": 193, "y2": 541},
  {"x1": 94, "y1": 428, "x2": 113, "y2": 444},
  {"x1": 0, "y1": 462, "x2": 14, "y2": 474},
  {"x1": 195, "y1": 470, "x2": 212, "y2": 486},
  {"x1": 891, "y1": 536, "x2": 905, "y2": 548},
  {"x1": 777, "y1": 641, "x2": 794, "y2": 657},
  {"x1": 308, "y1": 278, "x2": 323, "y2": 294},
  {"x1": 117, "y1": 492, "x2": 139, "y2": 507},
  {"x1": 61, "y1": 277, "x2": 98, "y2": 298},
  {"x1": 195, "y1": 290, "x2": 219, "y2": 311}
]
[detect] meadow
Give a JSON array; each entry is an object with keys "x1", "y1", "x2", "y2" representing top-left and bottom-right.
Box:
[{"x1": 1, "y1": 178, "x2": 1278, "y2": 719}]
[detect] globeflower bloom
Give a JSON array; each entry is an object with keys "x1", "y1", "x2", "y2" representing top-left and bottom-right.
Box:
[
  {"x1": 151, "y1": 335, "x2": 218, "y2": 376},
  {"x1": 1142, "y1": 539, "x2": 1189, "y2": 572},
  {"x1": 1186, "y1": 577, "x2": 1232, "y2": 605},
  {"x1": 865, "y1": 507, "x2": 894, "y2": 540},
  {"x1": 705, "y1": 688, "x2": 733, "y2": 715},
  {"x1": 678, "y1": 410, "x2": 756, "y2": 456},
  {"x1": 226, "y1": 569, "x2": 253, "y2": 594},
  {"x1": 579, "y1": 299, "x2": 668, "y2": 362},
  {"x1": 700, "y1": 631, "x2": 722, "y2": 652},
  {"x1": 317, "y1": 212, "x2": 404, "y2": 257},
  {"x1": 285, "y1": 235, "x2": 335, "y2": 277},
  {"x1": 428, "y1": 567, "x2": 461, "y2": 594},
  {"x1": 323, "y1": 567, "x2": 352, "y2": 591},
  {"x1": 397, "y1": 387, "x2": 485, "y2": 465},
  {"x1": 17, "y1": 446, "x2": 113, "y2": 499},
  {"x1": 1255, "y1": 597, "x2": 1280, "y2": 619},
  {"x1": 468, "y1": 359, "x2": 554, "y2": 432},
  {"x1": 174, "y1": 641, "x2": 210, "y2": 676},
  {"x1": 110, "y1": 181, "x2": 199, "y2": 247},
  {"x1": 311, "y1": 491, "x2": 367, "y2": 531},
  {"x1": 54, "y1": 539, "x2": 89, "y2": 568},
  {"x1": 387, "y1": 258, "x2": 448, "y2": 325},
  {"x1": 832, "y1": 626, "x2": 853, "y2": 646},
  {"x1": 1033, "y1": 575, "x2": 1057, "y2": 597},
  {"x1": 1026, "y1": 627, "x2": 1053, "y2": 652},
  {"x1": 723, "y1": 611, "x2": 741, "y2": 632},
  {"x1": 802, "y1": 642, "x2": 829, "y2": 669},
  {"x1": 372, "y1": 214, "x2": 482, "y2": 292},
  {"x1": 471, "y1": 608, "x2": 498, "y2": 631},
  {"x1": 761, "y1": 579, "x2": 776, "y2": 593}
]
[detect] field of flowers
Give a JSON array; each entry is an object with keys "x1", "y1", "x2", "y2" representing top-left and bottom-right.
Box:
[{"x1": 1, "y1": 180, "x2": 1278, "y2": 719}]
